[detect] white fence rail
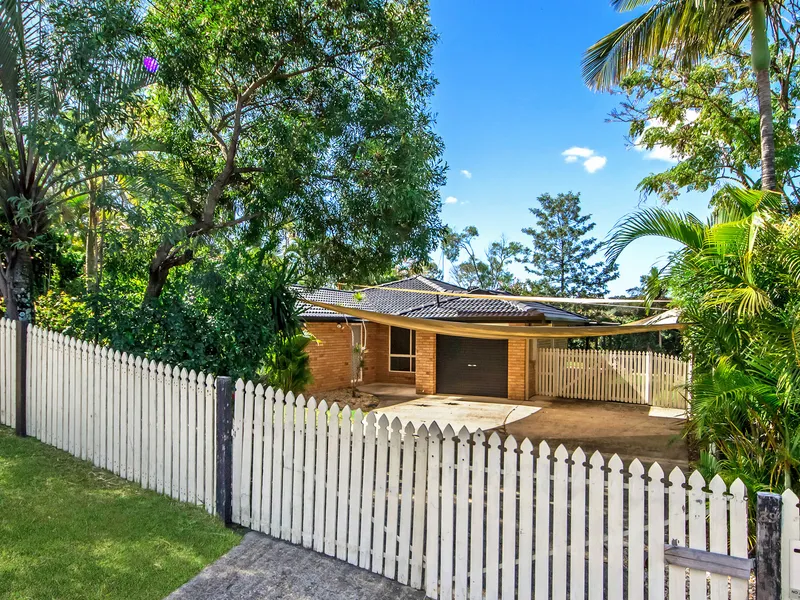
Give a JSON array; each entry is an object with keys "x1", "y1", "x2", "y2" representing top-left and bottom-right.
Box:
[
  {"x1": 10, "y1": 324, "x2": 217, "y2": 513},
  {"x1": 231, "y1": 380, "x2": 749, "y2": 600},
  {"x1": 537, "y1": 348, "x2": 689, "y2": 409}
]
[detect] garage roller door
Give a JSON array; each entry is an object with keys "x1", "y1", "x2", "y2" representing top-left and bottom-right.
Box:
[{"x1": 436, "y1": 335, "x2": 508, "y2": 398}]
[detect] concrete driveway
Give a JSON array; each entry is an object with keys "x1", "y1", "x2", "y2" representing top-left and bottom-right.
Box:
[
  {"x1": 168, "y1": 533, "x2": 425, "y2": 600},
  {"x1": 358, "y1": 383, "x2": 688, "y2": 470}
]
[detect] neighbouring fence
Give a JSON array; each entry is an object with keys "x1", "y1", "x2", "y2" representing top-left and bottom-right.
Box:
[
  {"x1": 0, "y1": 322, "x2": 217, "y2": 513},
  {"x1": 0, "y1": 318, "x2": 18, "y2": 428},
  {"x1": 537, "y1": 348, "x2": 689, "y2": 409},
  {"x1": 229, "y1": 379, "x2": 751, "y2": 600},
  {"x1": 5, "y1": 319, "x2": 800, "y2": 600}
]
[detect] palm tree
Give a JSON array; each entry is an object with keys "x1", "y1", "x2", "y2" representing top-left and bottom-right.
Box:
[
  {"x1": 0, "y1": 0, "x2": 154, "y2": 322},
  {"x1": 607, "y1": 187, "x2": 800, "y2": 491},
  {"x1": 583, "y1": 0, "x2": 777, "y2": 192}
]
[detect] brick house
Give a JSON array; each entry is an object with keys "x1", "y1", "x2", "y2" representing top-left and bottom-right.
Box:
[{"x1": 298, "y1": 276, "x2": 588, "y2": 401}]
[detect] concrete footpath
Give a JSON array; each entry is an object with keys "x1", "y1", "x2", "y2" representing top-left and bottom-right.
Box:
[{"x1": 167, "y1": 532, "x2": 426, "y2": 599}]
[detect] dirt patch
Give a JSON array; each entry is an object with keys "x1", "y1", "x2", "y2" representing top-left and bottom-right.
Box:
[{"x1": 314, "y1": 387, "x2": 380, "y2": 412}]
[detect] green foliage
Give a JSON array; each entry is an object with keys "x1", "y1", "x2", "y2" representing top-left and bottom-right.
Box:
[
  {"x1": 609, "y1": 186, "x2": 800, "y2": 493},
  {"x1": 443, "y1": 226, "x2": 525, "y2": 289},
  {"x1": 139, "y1": 0, "x2": 446, "y2": 293},
  {"x1": 609, "y1": 44, "x2": 800, "y2": 204},
  {"x1": 262, "y1": 333, "x2": 315, "y2": 394},
  {"x1": 522, "y1": 192, "x2": 618, "y2": 297}
]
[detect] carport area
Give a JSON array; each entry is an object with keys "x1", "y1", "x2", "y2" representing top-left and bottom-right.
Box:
[{"x1": 359, "y1": 383, "x2": 688, "y2": 471}]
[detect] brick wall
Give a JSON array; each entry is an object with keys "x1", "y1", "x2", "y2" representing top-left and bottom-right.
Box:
[
  {"x1": 415, "y1": 331, "x2": 436, "y2": 395},
  {"x1": 508, "y1": 338, "x2": 528, "y2": 401},
  {"x1": 304, "y1": 322, "x2": 357, "y2": 394}
]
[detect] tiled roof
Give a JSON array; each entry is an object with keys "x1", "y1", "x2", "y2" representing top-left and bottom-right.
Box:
[{"x1": 297, "y1": 276, "x2": 589, "y2": 324}]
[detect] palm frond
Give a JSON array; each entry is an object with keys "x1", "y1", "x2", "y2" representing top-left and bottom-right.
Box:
[
  {"x1": 605, "y1": 206, "x2": 705, "y2": 264},
  {"x1": 583, "y1": 0, "x2": 749, "y2": 90}
]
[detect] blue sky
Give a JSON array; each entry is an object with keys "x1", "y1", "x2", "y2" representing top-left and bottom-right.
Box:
[{"x1": 428, "y1": 1, "x2": 711, "y2": 295}]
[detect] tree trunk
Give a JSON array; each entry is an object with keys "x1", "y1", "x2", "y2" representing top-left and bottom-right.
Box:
[
  {"x1": 751, "y1": 1, "x2": 777, "y2": 192},
  {"x1": 1, "y1": 248, "x2": 35, "y2": 322},
  {"x1": 144, "y1": 242, "x2": 194, "y2": 299},
  {"x1": 86, "y1": 182, "x2": 99, "y2": 291}
]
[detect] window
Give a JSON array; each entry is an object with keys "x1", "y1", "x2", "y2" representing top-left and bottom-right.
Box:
[{"x1": 389, "y1": 326, "x2": 416, "y2": 372}]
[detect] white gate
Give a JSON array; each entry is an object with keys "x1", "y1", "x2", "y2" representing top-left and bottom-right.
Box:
[{"x1": 537, "y1": 348, "x2": 689, "y2": 409}]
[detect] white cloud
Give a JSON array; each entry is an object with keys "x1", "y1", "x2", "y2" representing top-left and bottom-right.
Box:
[
  {"x1": 583, "y1": 155, "x2": 607, "y2": 173},
  {"x1": 636, "y1": 110, "x2": 700, "y2": 163},
  {"x1": 562, "y1": 147, "x2": 595, "y2": 160},
  {"x1": 562, "y1": 146, "x2": 607, "y2": 173},
  {"x1": 444, "y1": 196, "x2": 458, "y2": 204},
  {"x1": 460, "y1": 169, "x2": 472, "y2": 179}
]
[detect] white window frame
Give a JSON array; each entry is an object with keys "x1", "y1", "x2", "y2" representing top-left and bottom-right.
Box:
[{"x1": 389, "y1": 326, "x2": 416, "y2": 373}]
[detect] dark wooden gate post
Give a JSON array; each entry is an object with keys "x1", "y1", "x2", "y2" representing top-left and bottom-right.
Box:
[
  {"x1": 15, "y1": 320, "x2": 28, "y2": 437},
  {"x1": 756, "y1": 491, "x2": 782, "y2": 600},
  {"x1": 215, "y1": 376, "x2": 233, "y2": 525}
]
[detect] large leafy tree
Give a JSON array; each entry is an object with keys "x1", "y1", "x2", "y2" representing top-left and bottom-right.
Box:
[
  {"x1": 0, "y1": 0, "x2": 154, "y2": 321},
  {"x1": 608, "y1": 187, "x2": 800, "y2": 491},
  {"x1": 141, "y1": 0, "x2": 445, "y2": 298},
  {"x1": 521, "y1": 192, "x2": 618, "y2": 297},
  {"x1": 583, "y1": 0, "x2": 782, "y2": 193},
  {"x1": 442, "y1": 226, "x2": 524, "y2": 289},
  {"x1": 608, "y1": 26, "x2": 800, "y2": 207}
]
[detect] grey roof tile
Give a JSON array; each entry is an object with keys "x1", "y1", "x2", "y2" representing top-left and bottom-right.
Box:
[{"x1": 296, "y1": 276, "x2": 589, "y2": 324}]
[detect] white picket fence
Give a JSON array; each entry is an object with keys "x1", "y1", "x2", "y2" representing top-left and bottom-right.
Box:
[
  {"x1": 2, "y1": 324, "x2": 218, "y2": 513},
  {"x1": 230, "y1": 379, "x2": 750, "y2": 600},
  {"x1": 537, "y1": 348, "x2": 689, "y2": 409},
  {"x1": 0, "y1": 317, "x2": 18, "y2": 428}
]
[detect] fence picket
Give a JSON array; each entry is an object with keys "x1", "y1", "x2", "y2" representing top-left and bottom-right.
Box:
[
  {"x1": 440, "y1": 424, "x2": 456, "y2": 599},
  {"x1": 708, "y1": 475, "x2": 727, "y2": 600},
  {"x1": 372, "y1": 415, "x2": 390, "y2": 574},
  {"x1": 292, "y1": 394, "x2": 307, "y2": 546},
  {"x1": 359, "y1": 411, "x2": 377, "y2": 568},
  {"x1": 647, "y1": 463, "x2": 666, "y2": 600},
  {"x1": 272, "y1": 390, "x2": 286, "y2": 538},
  {"x1": 551, "y1": 445, "x2": 568, "y2": 600},
  {"x1": 313, "y1": 400, "x2": 329, "y2": 554},
  {"x1": 384, "y1": 417, "x2": 403, "y2": 578},
  {"x1": 501, "y1": 436, "x2": 518, "y2": 600},
  {"x1": 336, "y1": 405, "x2": 352, "y2": 559},
  {"x1": 410, "y1": 423, "x2": 428, "y2": 591},
  {"x1": 187, "y1": 370, "x2": 198, "y2": 505},
  {"x1": 569, "y1": 448, "x2": 586, "y2": 600},
  {"x1": 628, "y1": 460, "x2": 645, "y2": 600},
  {"x1": 607, "y1": 455, "x2": 624, "y2": 600},
  {"x1": 251, "y1": 383, "x2": 265, "y2": 530},
  {"x1": 398, "y1": 421, "x2": 417, "y2": 585},
  {"x1": 281, "y1": 391, "x2": 295, "y2": 541},
  {"x1": 454, "y1": 426, "x2": 471, "y2": 599},
  {"x1": 171, "y1": 366, "x2": 181, "y2": 498},
  {"x1": 425, "y1": 422, "x2": 442, "y2": 599},
  {"x1": 534, "y1": 441, "x2": 551, "y2": 600},
  {"x1": 324, "y1": 402, "x2": 340, "y2": 556},
  {"x1": 485, "y1": 432, "x2": 502, "y2": 600},
  {"x1": 261, "y1": 387, "x2": 275, "y2": 532},
  {"x1": 347, "y1": 408, "x2": 364, "y2": 564},
  {"x1": 302, "y1": 397, "x2": 318, "y2": 548},
  {"x1": 730, "y1": 479, "x2": 748, "y2": 600},
  {"x1": 588, "y1": 451, "x2": 604, "y2": 600},
  {"x1": 668, "y1": 468, "x2": 687, "y2": 600},
  {"x1": 156, "y1": 362, "x2": 166, "y2": 493},
  {"x1": 517, "y1": 439, "x2": 534, "y2": 600},
  {"x1": 470, "y1": 430, "x2": 487, "y2": 600}
]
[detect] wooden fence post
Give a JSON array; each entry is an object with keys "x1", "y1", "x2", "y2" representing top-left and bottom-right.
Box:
[
  {"x1": 15, "y1": 320, "x2": 28, "y2": 437},
  {"x1": 756, "y1": 491, "x2": 782, "y2": 600},
  {"x1": 215, "y1": 376, "x2": 233, "y2": 525},
  {"x1": 644, "y1": 351, "x2": 653, "y2": 406}
]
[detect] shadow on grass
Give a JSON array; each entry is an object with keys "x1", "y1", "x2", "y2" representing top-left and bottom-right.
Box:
[{"x1": 0, "y1": 427, "x2": 241, "y2": 600}]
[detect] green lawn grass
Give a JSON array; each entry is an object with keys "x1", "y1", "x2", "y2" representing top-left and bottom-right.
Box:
[{"x1": 0, "y1": 427, "x2": 241, "y2": 599}]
